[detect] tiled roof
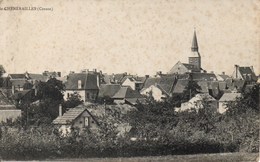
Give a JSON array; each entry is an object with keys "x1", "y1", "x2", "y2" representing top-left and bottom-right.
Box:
[
  {"x1": 182, "y1": 63, "x2": 199, "y2": 71},
  {"x1": 98, "y1": 84, "x2": 121, "y2": 98},
  {"x1": 219, "y1": 93, "x2": 241, "y2": 102},
  {"x1": 197, "y1": 81, "x2": 209, "y2": 93},
  {"x1": 190, "y1": 72, "x2": 217, "y2": 81},
  {"x1": 218, "y1": 74, "x2": 230, "y2": 80},
  {"x1": 157, "y1": 76, "x2": 177, "y2": 95},
  {"x1": 172, "y1": 79, "x2": 189, "y2": 94},
  {"x1": 10, "y1": 79, "x2": 28, "y2": 87},
  {"x1": 0, "y1": 91, "x2": 16, "y2": 110},
  {"x1": 9, "y1": 74, "x2": 27, "y2": 79},
  {"x1": 142, "y1": 77, "x2": 161, "y2": 90},
  {"x1": 27, "y1": 73, "x2": 48, "y2": 81},
  {"x1": 53, "y1": 105, "x2": 90, "y2": 125},
  {"x1": 65, "y1": 73, "x2": 99, "y2": 90},
  {"x1": 219, "y1": 81, "x2": 227, "y2": 91},
  {"x1": 0, "y1": 65, "x2": 6, "y2": 73},
  {"x1": 112, "y1": 86, "x2": 143, "y2": 99}
]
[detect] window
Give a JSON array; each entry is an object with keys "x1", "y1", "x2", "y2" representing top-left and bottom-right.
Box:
[
  {"x1": 67, "y1": 93, "x2": 70, "y2": 99},
  {"x1": 84, "y1": 117, "x2": 89, "y2": 127},
  {"x1": 78, "y1": 80, "x2": 82, "y2": 89}
]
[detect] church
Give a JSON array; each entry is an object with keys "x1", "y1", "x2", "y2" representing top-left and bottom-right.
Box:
[{"x1": 169, "y1": 30, "x2": 204, "y2": 74}]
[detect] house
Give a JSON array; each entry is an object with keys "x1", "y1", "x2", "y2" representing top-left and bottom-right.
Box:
[
  {"x1": 169, "y1": 30, "x2": 203, "y2": 74},
  {"x1": 112, "y1": 86, "x2": 145, "y2": 105},
  {"x1": 216, "y1": 72, "x2": 231, "y2": 81},
  {"x1": 177, "y1": 93, "x2": 218, "y2": 112},
  {"x1": 0, "y1": 91, "x2": 21, "y2": 123},
  {"x1": 172, "y1": 79, "x2": 189, "y2": 94},
  {"x1": 121, "y1": 75, "x2": 148, "y2": 91},
  {"x1": 140, "y1": 76, "x2": 177, "y2": 101},
  {"x1": 42, "y1": 71, "x2": 61, "y2": 78},
  {"x1": 64, "y1": 72, "x2": 100, "y2": 102},
  {"x1": 98, "y1": 84, "x2": 121, "y2": 103},
  {"x1": 218, "y1": 93, "x2": 241, "y2": 114},
  {"x1": 25, "y1": 72, "x2": 48, "y2": 84},
  {"x1": 232, "y1": 65, "x2": 257, "y2": 83},
  {"x1": 53, "y1": 104, "x2": 99, "y2": 135},
  {"x1": 169, "y1": 61, "x2": 201, "y2": 74}
]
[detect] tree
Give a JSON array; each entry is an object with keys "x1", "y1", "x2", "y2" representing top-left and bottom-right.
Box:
[
  {"x1": 181, "y1": 80, "x2": 201, "y2": 103},
  {"x1": 36, "y1": 78, "x2": 64, "y2": 101},
  {"x1": 62, "y1": 92, "x2": 83, "y2": 108}
]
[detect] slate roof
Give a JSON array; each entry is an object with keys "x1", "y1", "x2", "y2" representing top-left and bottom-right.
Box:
[
  {"x1": 53, "y1": 105, "x2": 92, "y2": 125},
  {"x1": 238, "y1": 67, "x2": 257, "y2": 81},
  {"x1": 172, "y1": 79, "x2": 189, "y2": 94},
  {"x1": 98, "y1": 84, "x2": 121, "y2": 98},
  {"x1": 65, "y1": 73, "x2": 99, "y2": 90},
  {"x1": 219, "y1": 93, "x2": 241, "y2": 102},
  {"x1": 9, "y1": 74, "x2": 27, "y2": 79}
]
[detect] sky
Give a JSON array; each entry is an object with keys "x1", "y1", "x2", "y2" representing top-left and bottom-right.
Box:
[{"x1": 0, "y1": 0, "x2": 259, "y2": 76}]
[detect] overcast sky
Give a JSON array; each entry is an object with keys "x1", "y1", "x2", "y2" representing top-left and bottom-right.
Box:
[{"x1": 0, "y1": 0, "x2": 259, "y2": 76}]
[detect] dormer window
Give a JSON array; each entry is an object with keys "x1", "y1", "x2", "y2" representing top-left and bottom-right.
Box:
[{"x1": 78, "y1": 80, "x2": 82, "y2": 89}]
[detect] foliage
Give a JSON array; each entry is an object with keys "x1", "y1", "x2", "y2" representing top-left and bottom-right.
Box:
[
  {"x1": 62, "y1": 92, "x2": 83, "y2": 108},
  {"x1": 36, "y1": 78, "x2": 64, "y2": 102}
]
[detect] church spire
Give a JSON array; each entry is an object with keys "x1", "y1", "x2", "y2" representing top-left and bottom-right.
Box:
[{"x1": 191, "y1": 29, "x2": 199, "y2": 52}]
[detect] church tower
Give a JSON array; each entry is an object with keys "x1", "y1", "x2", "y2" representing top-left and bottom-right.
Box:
[{"x1": 189, "y1": 30, "x2": 201, "y2": 70}]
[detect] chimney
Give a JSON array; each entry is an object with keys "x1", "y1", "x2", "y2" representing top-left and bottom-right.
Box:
[
  {"x1": 57, "y1": 72, "x2": 61, "y2": 77},
  {"x1": 70, "y1": 71, "x2": 75, "y2": 74},
  {"x1": 59, "y1": 104, "x2": 62, "y2": 117},
  {"x1": 11, "y1": 85, "x2": 15, "y2": 94},
  {"x1": 235, "y1": 65, "x2": 239, "y2": 79},
  {"x1": 250, "y1": 66, "x2": 254, "y2": 72},
  {"x1": 97, "y1": 74, "x2": 100, "y2": 87},
  {"x1": 156, "y1": 71, "x2": 162, "y2": 75},
  {"x1": 93, "y1": 69, "x2": 97, "y2": 73},
  {"x1": 145, "y1": 75, "x2": 149, "y2": 78},
  {"x1": 222, "y1": 72, "x2": 225, "y2": 75}
]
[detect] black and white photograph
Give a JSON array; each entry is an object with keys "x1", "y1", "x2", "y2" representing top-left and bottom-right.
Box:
[{"x1": 0, "y1": 0, "x2": 259, "y2": 161}]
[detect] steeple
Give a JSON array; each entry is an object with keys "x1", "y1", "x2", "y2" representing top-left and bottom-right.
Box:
[{"x1": 191, "y1": 30, "x2": 198, "y2": 52}]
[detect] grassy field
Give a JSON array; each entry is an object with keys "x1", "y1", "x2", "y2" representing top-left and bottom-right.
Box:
[{"x1": 50, "y1": 153, "x2": 259, "y2": 162}]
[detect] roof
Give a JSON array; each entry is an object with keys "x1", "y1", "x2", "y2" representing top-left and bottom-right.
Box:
[
  {"x1": 183, "y1": 63, "x2": 199, "y2": 71},
  {"x1": 27, "y1": 73, "x2": 48, "y2": 81},
  {"x1": 65, "y1": 73, "x2": 99, "y2": 90},
  {"x1": 0, "y1": 65, "x2": 6, "y2": 73},
  {"x1": 0, "y1": 91, "x2": 16, "y2": 110},
  {"x1": 157, "y1": 76, "x2": 177, "y2": 95},
  {"x1": 9, "y1": 74, "x2": 27, "y2": 79},
  {"x1": 219, "y1": 93, "x2": 241, "y2": 102},
  {"x1": 191, "y1": 30, "x2": 198, "y2": 51},
  {"x1": 197, "y1": 81, "x2": 209, "y2": 93},
  {"x1": 13, "y1": 90, "x2": 32, "y2": 100},
  {"x1": 219, "y1": 81, "x2": 227, "y2": 91},
  {"x1": 172, "y1": 79, "x2": 189, "y2": 94},
  {"x1": 112, "y1": 86, "x2": 144, "y2": 99},
  {"x1": 218, "y1": 74, "x2": 230, "y2": 80},
  {"x1": 238, "y1": 67, "x2": 257, "y2": 81},
  {"x1": 142, "y1": 77, "x2": 161, "y2": 90},
  {"x1": 190, "y1": 72, "x2": 217, "y2": 81},
  {"x1": 98, "y1": 84, "x2": 121, "y2": 98},
  {"x1": 53, "y1": 105, "x2": 91, "y2": 125},
  {"x1": 10, "y1": 79, "x2": 28, "y2": 87}
]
